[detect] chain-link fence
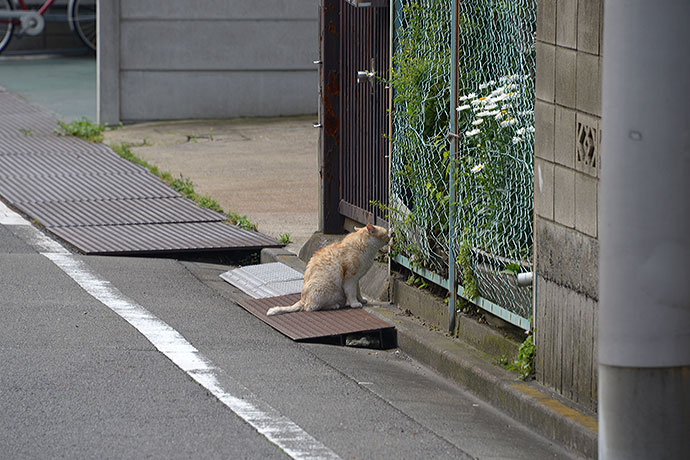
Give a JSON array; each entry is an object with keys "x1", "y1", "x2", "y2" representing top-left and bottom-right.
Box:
[{"x1": 390, "y1": 0, "x2": 536, "y2": 330}]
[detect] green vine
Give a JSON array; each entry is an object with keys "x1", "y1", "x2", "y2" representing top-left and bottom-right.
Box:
[{"x1": 505, "y1": 333, "x2": 535, "y2": 381}]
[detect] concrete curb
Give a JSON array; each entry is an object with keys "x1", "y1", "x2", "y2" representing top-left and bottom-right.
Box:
[
  {"x1": 261, "y1": 240, "x2": 597, "y2": 459},
  {"x1": 368, "y1": 305, "x2": 597, "y2": 459}
]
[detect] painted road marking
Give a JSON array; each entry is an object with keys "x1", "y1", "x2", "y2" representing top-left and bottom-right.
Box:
[{"x1": 1, "y1": 201, "x2": 340, "y2": 460}]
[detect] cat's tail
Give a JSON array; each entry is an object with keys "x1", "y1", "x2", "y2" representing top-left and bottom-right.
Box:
[{"x1": 266, "y1": 300, "x2": 303, "y2": 316}]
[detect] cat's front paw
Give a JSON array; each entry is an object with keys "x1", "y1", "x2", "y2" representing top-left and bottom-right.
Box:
[{"x1": 349, "y1": 301, "x2": 363, "y2": 309}]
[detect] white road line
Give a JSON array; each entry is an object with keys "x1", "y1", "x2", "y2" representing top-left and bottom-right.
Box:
[{"x1": 1, "y1": 202, "x2": 340, "y2": 460}]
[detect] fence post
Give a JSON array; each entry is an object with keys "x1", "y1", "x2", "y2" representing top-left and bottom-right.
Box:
[
  {"x1": 447, "y1": 0, "x2": 459, "y2": 333},
  {"x1": 318, "y1": 0, "x2": 344, "y2": 234}
]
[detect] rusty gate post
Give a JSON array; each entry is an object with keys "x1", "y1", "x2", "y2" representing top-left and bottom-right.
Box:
[{"x1": 318, "y1": 0, "x2": 345, "y2": 234}]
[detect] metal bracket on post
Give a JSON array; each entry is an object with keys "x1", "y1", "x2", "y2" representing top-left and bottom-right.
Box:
[{"x1": 0, "y1": 11, "x2": 45, "y2": 36}]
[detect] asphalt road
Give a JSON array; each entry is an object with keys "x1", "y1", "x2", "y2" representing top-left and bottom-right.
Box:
[{"x1": 0, "y1": 203, "x2": 582, "y2": 460}]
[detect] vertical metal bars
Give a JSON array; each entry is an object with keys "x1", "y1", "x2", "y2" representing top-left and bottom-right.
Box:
[{"x1": 339, "y1": 1, "x2": 390, "y2": 227}]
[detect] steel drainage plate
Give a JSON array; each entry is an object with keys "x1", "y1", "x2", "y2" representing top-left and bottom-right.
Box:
[
  {"x1": 238, "y1": 294, "x2": 396, "y2": 347},
  {"x1": 220, "y1": 262, "x2": 304, "y2": 299}
]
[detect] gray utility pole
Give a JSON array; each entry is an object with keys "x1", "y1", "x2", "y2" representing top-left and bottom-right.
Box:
[{"x1": 600, "y1": 1, "x2": 690, "y2": 458}]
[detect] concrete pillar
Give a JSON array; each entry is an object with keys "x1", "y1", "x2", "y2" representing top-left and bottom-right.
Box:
[{"x1": 599, "y1": 1, "x2": 690, "y2": 458}]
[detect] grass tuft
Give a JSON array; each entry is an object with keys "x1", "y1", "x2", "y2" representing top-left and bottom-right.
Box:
[{"x1": 56, "y1": 118, "x2": 108, "y2": 143}]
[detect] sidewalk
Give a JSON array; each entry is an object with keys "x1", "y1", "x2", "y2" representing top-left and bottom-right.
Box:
[
  {"x1": 103, "y1": 118, "x2": 318, "y2": 254},
  {"x1": 108, "y1": 119, "x2": 597, "y2": 459}
]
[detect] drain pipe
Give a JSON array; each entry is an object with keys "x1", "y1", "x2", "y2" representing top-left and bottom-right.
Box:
[{"x1": 599, "y1": 1, "x2": 690, "y2": 458}]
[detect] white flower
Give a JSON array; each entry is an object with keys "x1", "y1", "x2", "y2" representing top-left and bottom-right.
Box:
[
  {"x1": 516, "y1": 127, "x2": 526, "y2": 135},
  {"x1": 456, "y1": 104, "x2": 471, "y2": 112},
  {"x1": 471, "y1": 96, "x2": 487, "y2": 106},
  {"x1": 527, "y1": 126, "x2": 536, "y2": 133},
  {"x1": 512, "y1": 136, "x2": 522, "y2": 144},
  {"x1": 459, "y1": 92, "x2": 477, "y2": 101},
  {"x1": 471, "y1": 164, "x2": 485, "y2": 173},
  {"x1": 483, "y1": 103, "x2": 498, "y2": 111},
  {"x1": 472, "y1": 119, "x2": 484, "y2": 126},
  {"x1": 465, "y1": 128, "x2": 481, "y2": 137},
  {"x1": 500, "y1": 118, "x2": 517, "y2": 128},
  {"x1": 475, "y1": 111, "x2": 491, "y2": 117},
  {"x1": 493, "y1": 93, "x2": 509, "y2": 103}
]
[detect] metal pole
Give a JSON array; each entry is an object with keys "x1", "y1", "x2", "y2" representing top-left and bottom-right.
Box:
[
  {"x1": 600, "y1": 1, "x2": 690, "y2": 458},
  {"x1": 447, "y1": 0, "x2": 459, "y2": 333}
]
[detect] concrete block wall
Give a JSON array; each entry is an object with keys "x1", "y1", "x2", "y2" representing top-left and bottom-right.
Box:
[
  {"x1": 98, "y1": 0, "x2": 318, "y2": 123},
  {"x1": 534, "y1": 0, "x2": 602, "y2": 412}
]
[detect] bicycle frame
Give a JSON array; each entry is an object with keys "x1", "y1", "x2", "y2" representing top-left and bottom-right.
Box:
[
  {"x1": 15, "y1": 0, "x2": 58, "y2": 15},
  {"x1": 0, "y1": 0, "x2": 59, "y2": 36}
]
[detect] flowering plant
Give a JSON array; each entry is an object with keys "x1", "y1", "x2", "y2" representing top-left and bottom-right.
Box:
[{"x1": 454, "y1": 74, "x2": 534, "y2": 260}]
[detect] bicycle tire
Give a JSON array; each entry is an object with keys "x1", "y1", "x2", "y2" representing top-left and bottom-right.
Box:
[
  {"x1": 0, "y1": 0, "x2": 14, "y2": 54},
  {"x1": 68, "y1": 0, "x2": 96, "y2": 52}
]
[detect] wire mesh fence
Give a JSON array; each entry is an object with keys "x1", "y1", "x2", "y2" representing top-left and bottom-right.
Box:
[{"x1": 389, "y1": 0, "x2": 536, "y2": 330}]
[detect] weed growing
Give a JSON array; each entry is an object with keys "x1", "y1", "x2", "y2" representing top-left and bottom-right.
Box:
[{"x1": 56, "y1": 117, "x2": 108, "y2": 143}]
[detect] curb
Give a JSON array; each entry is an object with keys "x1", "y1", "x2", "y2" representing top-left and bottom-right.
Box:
[
  {"x1": 261, "y1": 242, "x2": 597, "y2": 459},
  {"x1": 367, "y1": 305, "x2": 597, "y2": 459}
]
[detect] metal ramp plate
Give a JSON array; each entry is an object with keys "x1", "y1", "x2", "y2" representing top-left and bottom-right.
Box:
[
  {"x1": 237, "y1": 294, "x2": 396, "y2": 347},
  {"x1": 220, "y1": 262, "x2": 304, "y2": 299},
  {"x1": 0, "y1": 89, "x2": 282, "y2": 256}
]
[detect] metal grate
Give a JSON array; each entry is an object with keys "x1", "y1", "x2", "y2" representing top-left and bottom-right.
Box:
[
  {"x1": 49, "y1": 222, "x2": 281, "y2": 255},
  {"x1": 0, "y1": 150, "x2": 146, "y2": 178},
  {"x1": 13, "y1": 197, "x2": 225, "y2": 227},
  {"x1": 0, "y1": 134, "x2": 114, "y2": 155},
  {"x1": 0, "y1": 89, "x2": 281, "y2": 256},
  {"x1": 238, "y1": 294, "x2": 396, "y2": 346},
  {"x1": 0, "y1": 173, "x2": 180, "y2": 203},
  {"x1": 339, "y1": 0, "x2": 390, "y2": 227}
]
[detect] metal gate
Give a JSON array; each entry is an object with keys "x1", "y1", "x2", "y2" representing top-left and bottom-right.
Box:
[
  {"x1": 338, "y1": 1, "x2": 390, "y2": 227},
  {"x1": 318, "y1": 0, "x2": 390, "y2": 232}
]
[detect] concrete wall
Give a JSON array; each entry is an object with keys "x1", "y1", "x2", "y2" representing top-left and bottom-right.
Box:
[
  {"x1": 98, "y1": 0, "x2": 319, "y2": 123},
  {"x1": 533, "y1": 0, "x2": 602, "y2": 412}
]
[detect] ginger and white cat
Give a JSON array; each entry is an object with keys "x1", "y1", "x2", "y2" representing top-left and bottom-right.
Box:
[{"x1": 266, "y1": 224, "x2": 389, "y2": 316}]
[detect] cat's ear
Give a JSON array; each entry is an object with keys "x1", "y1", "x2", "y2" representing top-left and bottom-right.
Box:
[{"x1": 366, "y1": 224, "x2": 375, "y2": 233}]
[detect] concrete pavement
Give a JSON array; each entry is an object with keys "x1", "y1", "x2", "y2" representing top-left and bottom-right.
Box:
[
  {"x1": 102, "y1": 117, "x2": 318, "y2": 254},
  {"x1": 0, "y1": 55, "x2": 596, "y2": 458}
]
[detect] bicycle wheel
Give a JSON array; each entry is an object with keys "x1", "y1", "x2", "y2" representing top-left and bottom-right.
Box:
[
  {"x1": 68, "y1": 0, "x2": 96, "y2": 52},
  {"x1": 0, "y1": 0, "x2": 14, "y2": 54}
]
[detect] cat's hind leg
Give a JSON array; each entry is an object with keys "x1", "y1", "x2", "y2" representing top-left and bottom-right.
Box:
[
  {"x1": 305, "y1": 303, "x2": 341, "y2": 312},
  {"x1": 357, "y1": 285, "x2": 367, "y2": 305},
  {"x1": 343, "y1": 278, "x2": 363, "y2": 308}
]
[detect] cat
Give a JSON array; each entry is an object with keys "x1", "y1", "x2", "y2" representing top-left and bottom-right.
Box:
[{"x1": 266, "y1": 224, "x2": 389, "y2": 316}]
